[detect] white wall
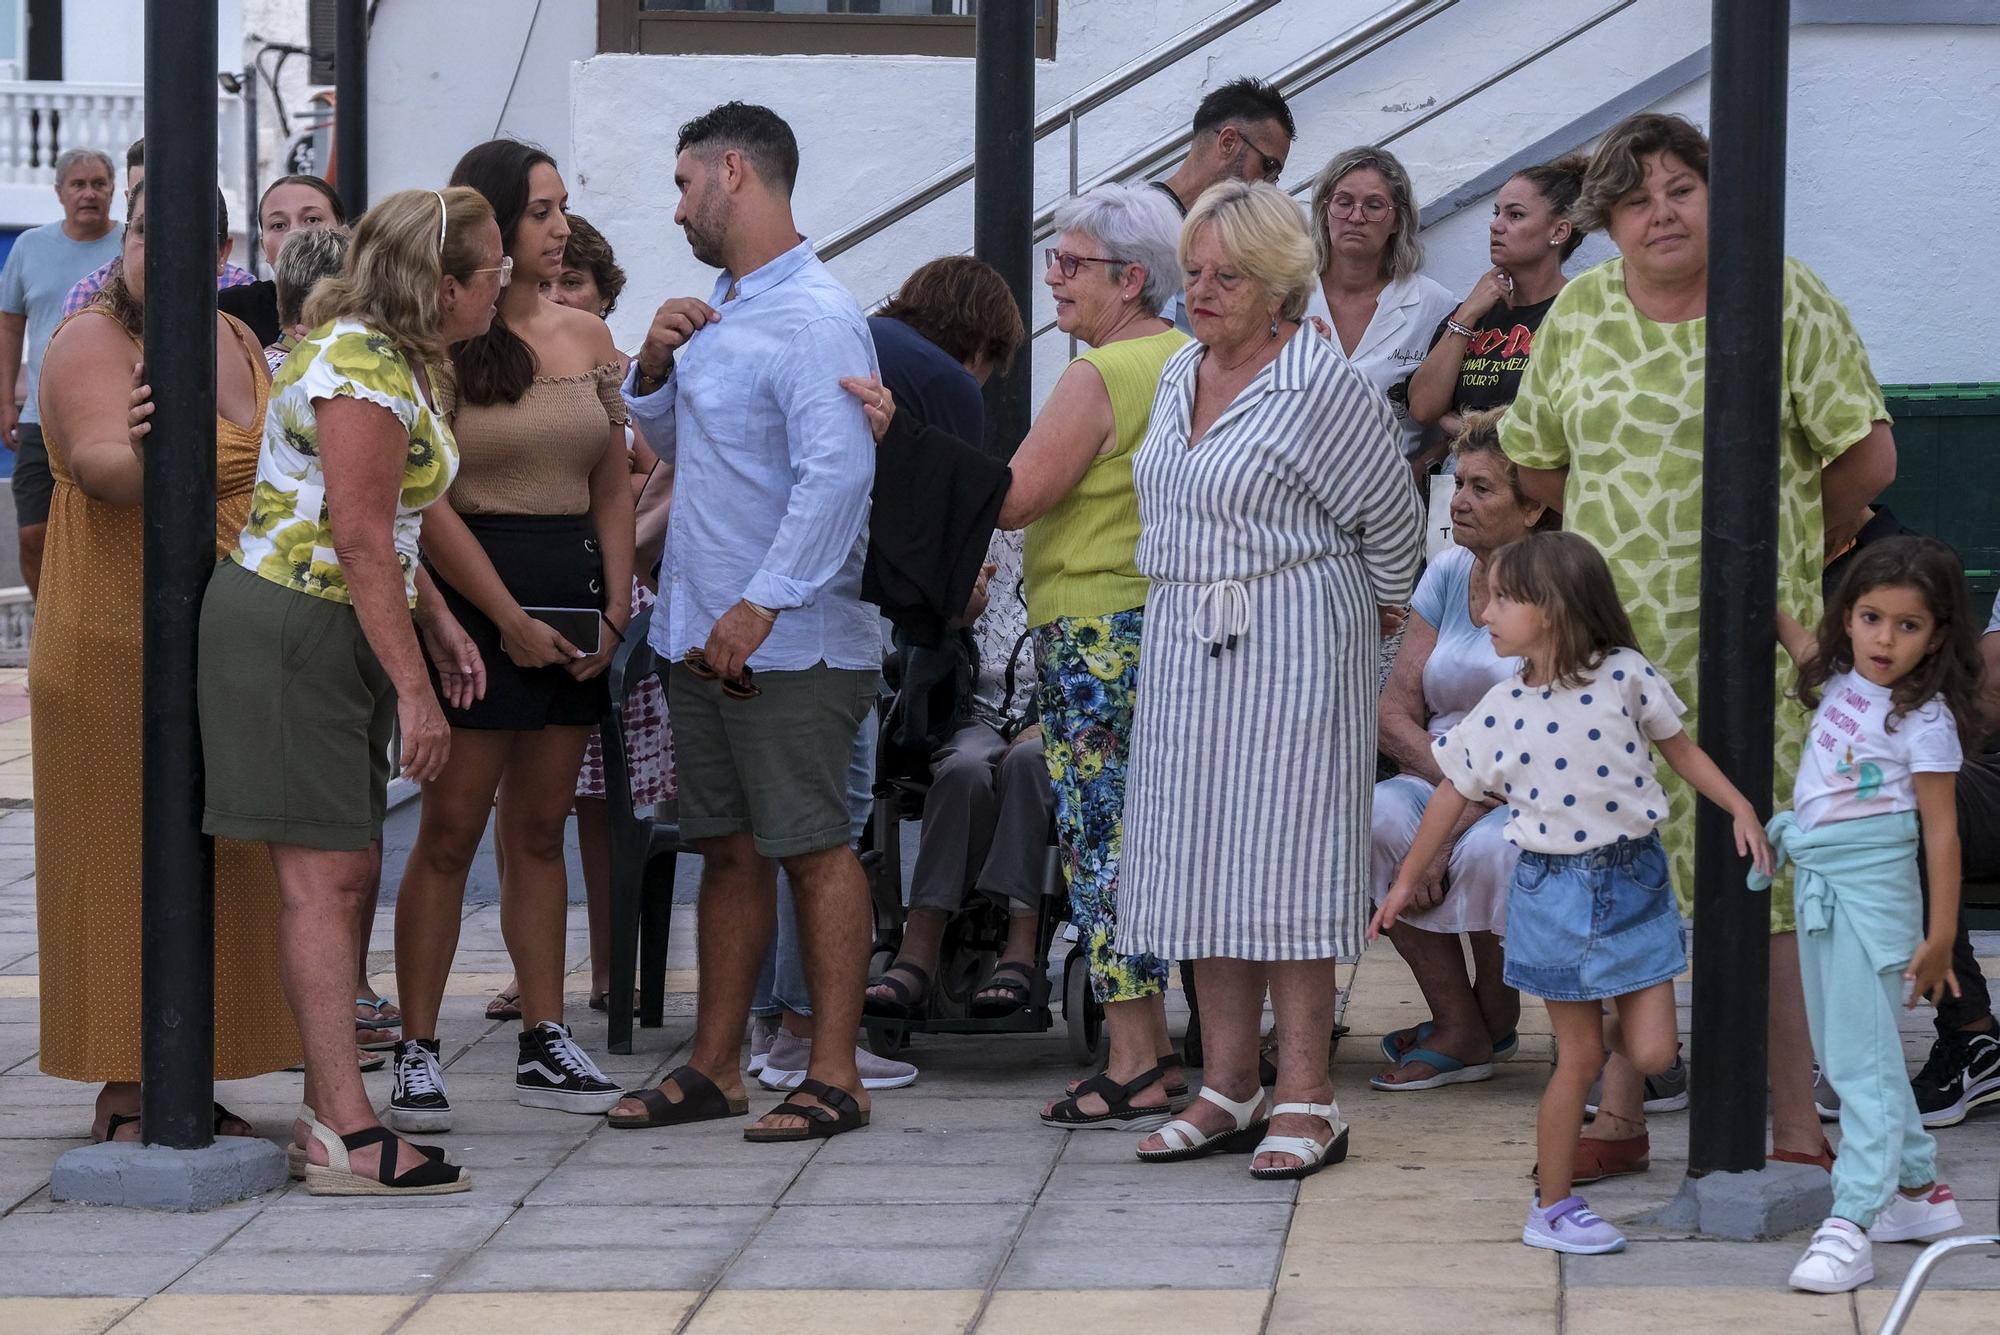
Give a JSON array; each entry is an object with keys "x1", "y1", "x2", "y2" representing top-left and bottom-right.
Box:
[
  {"x1": 367, "y1": 0, "x2": 593, "y2": 199},
  {"x1": 351, "y1": 0, "x2": 1996, "y2": 392},
  {"x1": 63, "y1": 0, "x2": 243, "y2": 84}
]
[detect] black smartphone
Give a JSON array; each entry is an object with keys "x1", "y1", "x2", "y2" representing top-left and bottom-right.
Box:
[{"x1": 521, "y1": 606, "x2": 602, "y2": 656}]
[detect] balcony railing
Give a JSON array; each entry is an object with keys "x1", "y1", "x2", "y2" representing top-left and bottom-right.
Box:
[{"x1": 0, "y1": 80, "x2": 244, "y2": 203}]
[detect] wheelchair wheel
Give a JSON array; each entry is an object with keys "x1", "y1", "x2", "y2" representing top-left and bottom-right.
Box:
[
  {"x1": 1063, "y1": 951, "x2": 1106, "y2": 1065},
  {"x1": 864, "y1": 1022, "x2": 908, "y2": 1057}
]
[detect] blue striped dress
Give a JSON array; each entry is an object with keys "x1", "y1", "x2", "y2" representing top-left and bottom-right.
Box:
[{"x1": 1120, "y1": 327, "x2": 1424, "y2": 961}]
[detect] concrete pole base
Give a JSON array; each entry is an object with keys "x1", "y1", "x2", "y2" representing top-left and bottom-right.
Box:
[
  {"x1": 1636, "y1": 1164, "x2": 1833, "y2": 1240},
  {"x1": 51, "y1": 1138, "x2": 287, "y2": 1211}
]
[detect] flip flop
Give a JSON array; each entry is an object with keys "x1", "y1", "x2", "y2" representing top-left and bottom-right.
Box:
[
  {"x1": 1368, "y1": 1046, "x2": 1495, "y2": 1092},
  {"x1": 485, "y1": 986, "x2": 523, "y2": 1022},
  {"x1": 1381, "y1": 1022, "x2": 1519, "y2": 1064},
  {"x1": 606, "y1": 1064, "x2": 748, "y2": 1130}
]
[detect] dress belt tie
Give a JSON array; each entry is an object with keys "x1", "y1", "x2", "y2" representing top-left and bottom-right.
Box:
[{"x1": 1191, "y1": 579, "x2": 1250, "y2": 659}]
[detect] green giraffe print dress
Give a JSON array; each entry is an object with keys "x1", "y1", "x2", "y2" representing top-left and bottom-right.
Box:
[{"x1": 1500, "y1": 257, "x2": 1888, "y2": 931}]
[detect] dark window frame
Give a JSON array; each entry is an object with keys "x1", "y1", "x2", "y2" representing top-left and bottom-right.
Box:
[{"x1": 598, "y1": 3, "x2": 1054, "y2": 59}]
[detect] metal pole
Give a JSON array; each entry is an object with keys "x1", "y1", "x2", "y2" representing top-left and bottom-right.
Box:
[
  {"x1": 242, "y1": 68, "x2": 259, "y2": 276},
  {"x1": 140, "y1": 0, "x2": 219, "y2": 1153},
  {"x1": 335, "y1": 0, "x2": 368, "y2": 216},
  {"x1": 973, "y1": 0, "x2": 1034, "y2": 457},
  {"x1": 1688, "y1": 0, "x2": 1790, "y2": 1177}
]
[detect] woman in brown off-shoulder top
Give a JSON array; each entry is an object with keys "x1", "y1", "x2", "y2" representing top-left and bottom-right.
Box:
[{"x1": 386, "y1": 140, "x2": 637, "y2": 1128}]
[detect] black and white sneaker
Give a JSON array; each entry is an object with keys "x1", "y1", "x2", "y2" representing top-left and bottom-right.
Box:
[
  {"x1": 1911, "y1": 1028, "x2": 2000, "y2": 1129},
  {"x1": 386, "y1": 1038, "x2": 452, "y2": 1133},
  {"x1": 517, "y1": 1021, "x2": 623, "y2": 1115}
]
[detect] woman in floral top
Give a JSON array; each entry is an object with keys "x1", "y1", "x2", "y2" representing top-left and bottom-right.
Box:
[
  {"x1": 1501, "y1": 113, "x2": 1897, "y2": 1182},
  {"x1": 198, "y1": 186, "x2": 506, "y2": 1197}
]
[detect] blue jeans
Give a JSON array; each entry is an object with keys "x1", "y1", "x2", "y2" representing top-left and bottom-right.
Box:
[{"x1": 751, "y1": 710, "x2": 877, "y2": 1018}]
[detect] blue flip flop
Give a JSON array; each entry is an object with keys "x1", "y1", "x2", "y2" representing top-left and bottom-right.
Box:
[
  {"x1": 1381, "y1": 1022, "x2": 1520, "y2": 1064},
  {"x1": 1368, "y1": 1046, "x2": 1495, "y2": 1092}
]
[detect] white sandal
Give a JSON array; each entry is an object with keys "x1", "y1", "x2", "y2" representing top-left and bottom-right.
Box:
[
  {"x1": 1137, "y1": 1085, "x2": 1269, "y2": 1163},
  {"x1": 301, "y1": 1115, "x2": 470, "y2": 1197},
  {"x1": 1249, "y1": 1100, "x2": 1349, "y2": 1180}
]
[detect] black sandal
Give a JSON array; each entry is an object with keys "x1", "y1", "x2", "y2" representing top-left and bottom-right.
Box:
[
  {"x1": 863, "y1": 961, "x2": 933, "y2": 1019},
  {"x1": 302, "y1": 1124, "x2": 471, "y2": 1196},
  {"x1": 607, "y1": 1064, "x2": 749, "y2": 1129},
  {"x1": 94, "y1": 1102, "x2": 251, "y2": 1144},
  {"x1": 743, "y1": 1077, "x2": 869, "y2": 1142},
  {"x1": 970, "y1": 960, "x2": 1034, "y2": 1018},
  {"x1": 1041, "y1": 1063, "x2": 1173, "y2": 1131}
]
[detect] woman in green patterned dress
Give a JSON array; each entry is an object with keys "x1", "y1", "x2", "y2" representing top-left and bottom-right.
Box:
[{"x1": 1501, "y1": 113, "x2": 1896, "y2": 1181}]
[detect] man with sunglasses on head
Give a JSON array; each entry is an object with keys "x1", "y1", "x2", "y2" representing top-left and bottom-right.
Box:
[
  {"x1": 1147, "y1": 76, "x2": 1296, "y2": 332},
  {"x1": 613, "y1": 102, "x2": 884, "y2": 1144}
]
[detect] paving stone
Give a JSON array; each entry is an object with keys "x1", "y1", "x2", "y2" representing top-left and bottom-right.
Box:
[
  {"x1": 525, "y1": 1162, "x2": 802, "y2": 1207},
  {"x1": 981, "y1": 1289, "x2": 1269, "y2": 1335},
  {"x1": 687, "y1": 1289, "x2": 982, "y2": 1334},
  {"x1": 1562, "y1": 1284, "x2": 1851, "y2": 1333},
  {"x1": 441, "y1": 1245, "x2": 741, "y2": 1293},
  {"x1": 0, "y1": 1297, "x2": 140, "y2": 1333},
  {"x1": 0, "y1": 1252, "x2": 205, "y2": 1298},
  {"x1": 1856, "y1": 1287, "x2": 2000, "y2": 1332},
  {"x1": 403, "y1": 1291, "x2": 701, "y2": 1333},
  {"x1": 1040, "y1": 1159, "x2": 1297, "y2": 1205},
  {"x1": 721, "y1": 1242, "x2": 1004, "y2": 1291},
  {"x1": 572, "y1": 1127, "x2": 815, "y2": 1168},
  {"x1": 485, "y1": 1203, "x2": 765, "y2": 1250},
  {"x1": 115, "y1": 1294, "x2": 420, "y2": 1334},
  {"x1": 0, "y1": 1204, "x2": 251, "y2": 1255},
  {"x1": 780, "y1": 1160, "x2": 1046, "y2": 1206},
  {"x1": 753, "y1": 1202, "x2": 1026, "y2": 1251},
  {"x1": 806, "y1": 1126, "x2": 1061, "y2": 1168},
  {"x1": 214, "y1": 1202, "x2": 514, "y2": 1253},
  {"x1": 165, "y1": 1249, "x2": 464, "y2": 1295},
  {"x1": 1267, "y1": 1283, "x2": 1558, "y2": 1334},
  {"x1": 1002, "y1": 1202, "x2": 1289, "y2": 1290}
]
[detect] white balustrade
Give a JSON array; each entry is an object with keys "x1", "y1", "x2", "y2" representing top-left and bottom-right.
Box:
[{"x1": 0, "y1": 81, "x2": 244, "y2": 203}]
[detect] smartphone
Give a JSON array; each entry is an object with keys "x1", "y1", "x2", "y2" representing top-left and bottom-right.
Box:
[{"x1": 521, "y1": 606, "x2": 601, "y2": 656}]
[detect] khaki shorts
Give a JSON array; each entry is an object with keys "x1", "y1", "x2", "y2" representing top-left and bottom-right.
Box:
[
  {"x1": 666, "y1": 662, "x2": 876, "y2": 859},
  {"x1": 199, "y1": 560, "x2": 396, "y2": 851}
]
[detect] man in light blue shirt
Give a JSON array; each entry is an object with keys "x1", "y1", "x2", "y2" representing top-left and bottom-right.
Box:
[{"x1": 614, "y1": 102, "x2": 882, "y2": 1141}]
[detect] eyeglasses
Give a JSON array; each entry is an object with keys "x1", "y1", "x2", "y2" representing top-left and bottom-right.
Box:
[
  {"x1": 466, "y1": 255, "x2": 513, "y2": 289},
  {"x1": 1328, "y1": 193, "x2": 1394, "y2": 223},
  {"x1": 1044, "y1": 248, "x2": 1128, "y2": 280},
  {"x1": 1235, "y1": 127, "x2": 1285, "y2": 183},
  {"x1": 683, "y1": 648, "x2": 759, "y2": 700}
]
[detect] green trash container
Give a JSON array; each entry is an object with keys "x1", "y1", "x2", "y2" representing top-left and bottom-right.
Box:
[{"x1": 1875, "y1": 383, "x2": 2000, "y2": 627}]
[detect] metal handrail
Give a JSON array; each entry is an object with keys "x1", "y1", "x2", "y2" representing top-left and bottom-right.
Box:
[{"x1": 816, "y1": 0, "x2": 1283, "y2": 262}]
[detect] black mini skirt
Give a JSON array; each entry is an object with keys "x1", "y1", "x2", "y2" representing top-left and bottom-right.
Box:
[{"x1": 427, "y1": 513, "x2": 610, "y2": 731}]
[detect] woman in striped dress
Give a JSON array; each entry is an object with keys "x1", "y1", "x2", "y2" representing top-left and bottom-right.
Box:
[{"x1": 1125, "y1": 182, "x2": 1423, "y2": 1178}]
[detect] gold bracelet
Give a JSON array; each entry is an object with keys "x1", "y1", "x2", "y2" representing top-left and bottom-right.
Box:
[{"x1": 744, "y1": 600, "x2": 779, "y2": 623}]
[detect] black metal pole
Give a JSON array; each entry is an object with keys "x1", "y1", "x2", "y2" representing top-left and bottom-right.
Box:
[
  {"x1": 335, "y1": 0, "x2": 368, "y2": 216},
  {"x1": 140, "y1": 0, "x2": 219, "y2": 1153},
  {"x1": 1688, "y1": 0, "x2": 1790, "y2": 1177},
  {"x1": 242, "y1": 69, "x2": 260, "y2": 276},
  {"x1": 973, "y1": 1, "x2": 1034, "y2": 458}
]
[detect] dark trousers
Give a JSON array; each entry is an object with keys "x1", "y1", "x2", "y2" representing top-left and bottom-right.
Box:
[{"x1": 1919, "y1": 751, "x2": 1998, "y2": 1034}]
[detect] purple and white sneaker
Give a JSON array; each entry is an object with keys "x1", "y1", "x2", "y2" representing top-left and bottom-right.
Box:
[{"x1": 1523, "y1": 1194, "x2": 1626, "y2": 1254}]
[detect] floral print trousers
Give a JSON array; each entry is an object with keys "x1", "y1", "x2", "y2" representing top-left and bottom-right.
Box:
[{"x1": 1035, "y1": 608, "x2": 1169, "y2": 1004}]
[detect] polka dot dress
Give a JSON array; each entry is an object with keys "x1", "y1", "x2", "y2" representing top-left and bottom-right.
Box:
[{"x1": 30, "y1": 312, "x2": 300, "y2": 1082}]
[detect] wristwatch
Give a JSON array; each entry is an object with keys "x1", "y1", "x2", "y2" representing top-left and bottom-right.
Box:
[{"x1": 632, "y1": 360, "x2": 671, "y2": 397}]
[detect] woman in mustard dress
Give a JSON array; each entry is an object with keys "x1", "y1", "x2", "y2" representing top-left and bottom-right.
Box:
[{"x1": 31, "y1": 181, "x2": 299, "y2": 1142}]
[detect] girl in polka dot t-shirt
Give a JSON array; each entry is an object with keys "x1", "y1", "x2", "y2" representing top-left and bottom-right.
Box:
[{"x1": 1371, "y1": 532, "x2": 1773, "y2": 1257}]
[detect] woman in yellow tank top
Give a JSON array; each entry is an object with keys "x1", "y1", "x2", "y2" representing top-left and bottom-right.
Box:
[
  {"x1": 985, "y1": 184, "x2": 1190, "y2": 1133},
  {"x1": 29, "y1": 182, "x2": 299, "y2": 1142}
]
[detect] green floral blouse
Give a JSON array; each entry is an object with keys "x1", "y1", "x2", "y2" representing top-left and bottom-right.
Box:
[
  {"x1": 1500, "y1": 257, "x2": 1889, "y2": 927},
  {"x1": 231, "y1": 320, "x2": 458, "y2": 605}
]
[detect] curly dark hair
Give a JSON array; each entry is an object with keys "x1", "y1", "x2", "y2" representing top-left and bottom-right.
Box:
[
  {"x1": 877, "y1": 256, "x2": 1024, "y2": 377},
  {"x1": 559, "y1": 213, "x2": 625, "y2": 315},
  {"x1": 1797, "y1": 535, "x2": 1983, "y2": 750},
  {"x1": 449, "y1": 137, "x2": 558, "y2": 405}
]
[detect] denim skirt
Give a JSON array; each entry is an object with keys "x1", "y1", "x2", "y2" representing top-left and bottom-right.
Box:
[{"x1": 1502, "y1": 832, "x2": 1687, "y2": 1002}]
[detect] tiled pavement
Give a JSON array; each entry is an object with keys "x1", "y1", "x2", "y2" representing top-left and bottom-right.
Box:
[{"x1": 0, "y1": 802, "x2": 1996, "y2": 1333}]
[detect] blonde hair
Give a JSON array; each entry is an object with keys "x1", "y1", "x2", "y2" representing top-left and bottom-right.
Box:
[
  {"x1": 1308, "y1": 145, "x2": 1424, "y2": 281},
  {"x1": 1179, "y1": 180, "x2": 1316, "y2": 323},
  {"x1": 304, "y1": 186, "x2": 492, "y2": 365}
]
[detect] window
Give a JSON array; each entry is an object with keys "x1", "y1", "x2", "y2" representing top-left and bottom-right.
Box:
[{"x1": 598, "y1": 1, "x2": 1054, "y2": 58}]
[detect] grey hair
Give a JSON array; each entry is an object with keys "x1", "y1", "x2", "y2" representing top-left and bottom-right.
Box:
[
  {"x1": 1308, "y1": 144, "x2": 1425, "y2": 282},
  {"x1": 1050, "y1": 183, "x2": 1183, "y2": 317},
  {"x1": 53, "y1": 147, "x2": 115, "y2": 185},
  {"x1": 273, "y1": 226, "x2": 351, "y2": 328}
]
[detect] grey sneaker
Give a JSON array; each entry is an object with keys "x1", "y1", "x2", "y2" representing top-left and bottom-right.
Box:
[
  {"x1": 758, "y1": 1030, "x2": 917, "y2": 1090},
  {"x1": 1585, "y1": 1052, "x2": 1689, "y2": 1117},
  {"x1": 1813, "y1": 1062, "x2": 1841, "y2": 1122},
  {"x1": 747, "y1": 1014, "x2": 780, "y2": 1076}
]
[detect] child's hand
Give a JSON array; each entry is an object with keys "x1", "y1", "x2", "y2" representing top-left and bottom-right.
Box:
[
  {"x1": 1368, "y1": 880, "x2": 1414, "y2": 941},
  {"x1": 1732, "y1": 803, "x2": 1775, "y2": 877},
  {"x1": 1905, "y1": 938, "x2": 1962, "y2": 1009}
]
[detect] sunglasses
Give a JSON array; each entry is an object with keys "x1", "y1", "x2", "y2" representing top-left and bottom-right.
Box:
[
  {"x1": 1234, "y1": 127, "x2": 1285, "y2": 183},
  {"x1": 683, "y1": 648, "x2": 759, "y2": 700},
  {"x1": 1044, "y1": 248, "x2": 1130, "y2": 280}
]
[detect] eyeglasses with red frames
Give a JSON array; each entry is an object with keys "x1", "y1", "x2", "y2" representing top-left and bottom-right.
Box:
[
  {"x1": 683, "y1": 647, "x2": 759, "y2": 700},
  {"x1": 1044, "y1": 248, "x2": 1130, "y2": 280}
]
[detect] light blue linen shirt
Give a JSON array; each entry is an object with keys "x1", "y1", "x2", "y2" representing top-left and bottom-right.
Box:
[{"x1": 623, "y1": 238, "x2": 880, "y2": 672}]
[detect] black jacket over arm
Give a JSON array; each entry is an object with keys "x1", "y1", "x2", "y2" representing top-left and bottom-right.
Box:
[{"x1": 863, "y1": 409, "x2": 1011, "y2": 647}]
